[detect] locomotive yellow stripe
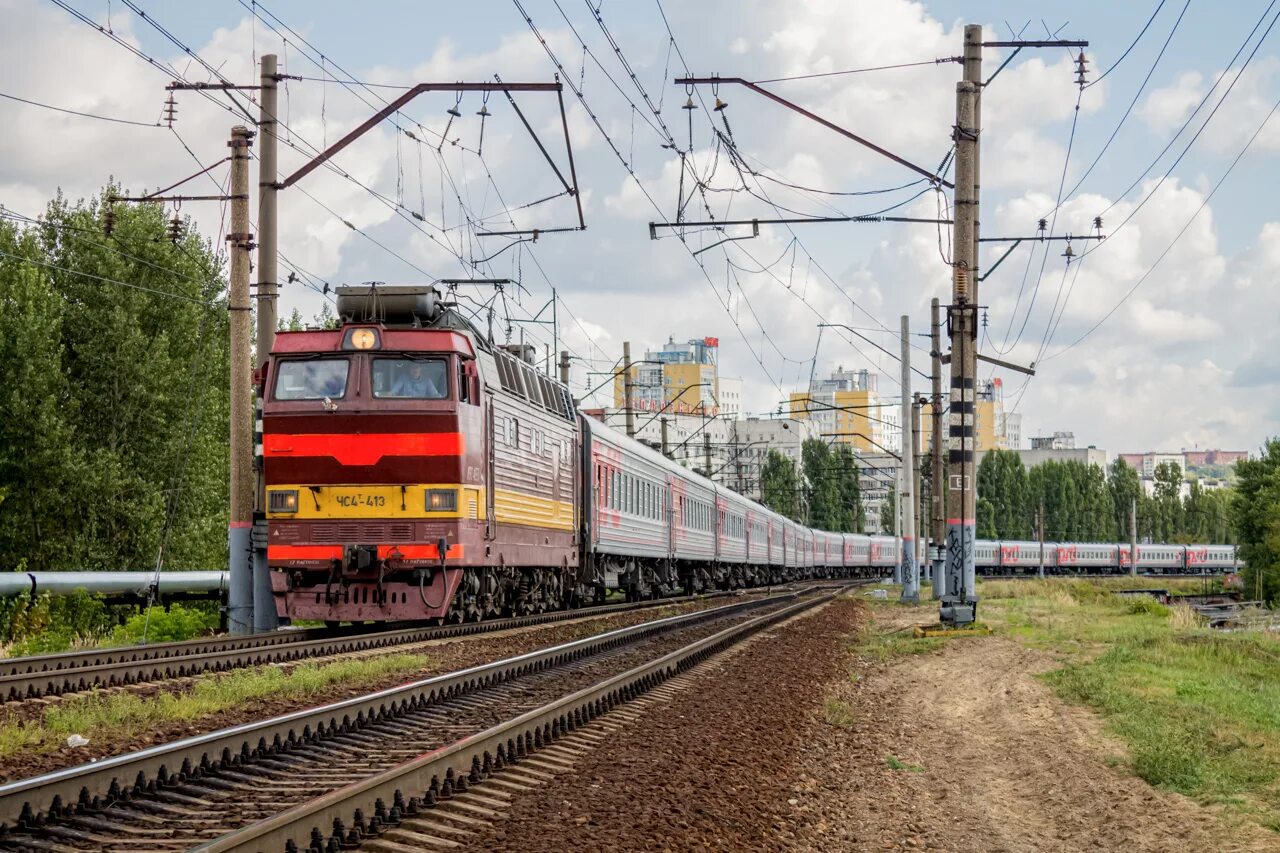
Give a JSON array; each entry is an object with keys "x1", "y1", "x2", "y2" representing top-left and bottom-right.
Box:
[
  {"x1": 493, "y1": 488, "x2": 575, "y2": 532},
  {"x1": 266, "y1": 484, "x2": 485, "y2": 521},
  {"x1": 266, "y1": 484, "x2": 573, "y2": 532}
]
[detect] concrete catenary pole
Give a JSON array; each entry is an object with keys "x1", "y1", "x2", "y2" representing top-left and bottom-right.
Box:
[
  {"x1": 900, "y1": 315, "x2": 918, "y2": 604},
  {"x1": 252, "y1": 54, "x2": 281, "y2": 632},
  {"x1": 930, "y1": 297, "x2": 946, "y2": 598},
  {"x1": 1130, "y1": 497, "x2": 1139, "y2": 576},
  {"x1": 660, "y1": 416, "x2": 670, "y2": 458},
  {"x1": 559, "y1": 350, "x2": 570, "y2": 386},
  {"x1": 227, "y1": 125, "x2": 255, "y2": 635},
  {"x1": 941, "y1": 24, "x2": 982, "y2": 625},
  {"x1": 622, "y1": 341, "x2": 635, "y2": 438},
  {"x1": 913, "y1": 395, "x2": 927, "y2": 583},
  {"x1": 256, "y1": 54, "x2": 279, "y2": 368},
  {"x1": 703, "y1": 432, "x2": 713, "y2": 479}
]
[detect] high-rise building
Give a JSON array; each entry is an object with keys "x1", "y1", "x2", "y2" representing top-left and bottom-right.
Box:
[
  {"x1": 788, "y1": 366, "x2": 892, "y2": 454},
  {"x1": 920, "y1": 377, "x2": 1018, "y2": 453},
  {"x1": 614, "y1": 336, "x2": 721, "y2": 418}
]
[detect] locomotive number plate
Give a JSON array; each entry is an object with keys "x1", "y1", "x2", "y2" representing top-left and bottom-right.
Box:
[{"x1": 334, "y1": 493, "x2": 387, "y2": 508}]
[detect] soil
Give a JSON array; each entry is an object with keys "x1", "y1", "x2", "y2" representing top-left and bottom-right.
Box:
[
  {"x1": 0, "y1": 596, "x2": 737, "y2": 783},
  {"x1": 454, "y1": 595, "x2": 1278, "y2": 853},
  {"x1": 790, "y1": 601, "x2": 1279, "y2": 852}
]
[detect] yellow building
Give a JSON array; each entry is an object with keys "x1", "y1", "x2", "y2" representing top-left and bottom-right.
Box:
[
  {"x1": 788, "y1": 367, "x2": 894, "y2": 454},
  {"x1": 918, "y1": 379, "x2": 1020, "y2": 453},
  {"x1": 613, "y1": 336, "x2": 721, "y2": 417}
]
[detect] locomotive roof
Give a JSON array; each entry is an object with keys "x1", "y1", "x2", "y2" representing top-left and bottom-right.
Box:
[{"x1": 271, "y1": 326, "x2": 478, "y2": 356}]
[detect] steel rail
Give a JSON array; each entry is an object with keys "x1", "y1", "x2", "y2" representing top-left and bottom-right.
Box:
[
  {"x1": 194, "y1": 587, "x2": 848, "y2": 852},
  {"x1": 0, "y1": 586, "x2": 779, "y2": 702},
  {"x1": 0, "y1": 589, "x2": 809, "y2": 833}
]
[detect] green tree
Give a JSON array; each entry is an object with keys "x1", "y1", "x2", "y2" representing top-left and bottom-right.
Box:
[
  {"x1": 1108, "y1": 457, "x2": 1141, "y2": 540},
  {"x1": 977, "y1": 449, "x2": 1031, "y2": 538},
  {"x1": 760, "y1": 450, "x2": 799, "y2": 521},
  {"x1": 976, "y1": 496, "x2": 998, "y2": 539},
  {"x1": 801, "y1": 438, "x2": 842, "y2": 532},
  {"x1": 879, "y1": 488, "x2": 897, "y2": 535},
  {"x1": 833, "y1": 445, "x2": 863, "y2": 533},
  {"x1": 1153, "y1": 461, "x2": 1184, "y2": 543},
  {"x1": 1231, "y1": 439, "x2": 1280, "y2": 603},
  {"x1": 0, "y1": 188, "x2": 229, "y2": 571}
]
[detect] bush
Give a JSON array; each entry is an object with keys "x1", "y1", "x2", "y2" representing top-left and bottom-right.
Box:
[
  {"x1": 1123, "y1": 595, "x2": 1170, "y2": 617},
  {"x1": 0, "y1": 588, "x2": 117, "y2": 655},
  {"x1": 108, "y1": 603, "x2": 218, "y2": 645}
]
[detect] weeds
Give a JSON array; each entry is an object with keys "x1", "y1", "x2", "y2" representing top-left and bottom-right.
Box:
[
  {"x1": 0, "y1": 653, "x2": 431, "y2": 761},
  {"x1": 982, "y1": 579, "x2": 1280, "y2": 831},
  {"x1": 886, "y1": 755, "x2": 923, "y2": 772}
]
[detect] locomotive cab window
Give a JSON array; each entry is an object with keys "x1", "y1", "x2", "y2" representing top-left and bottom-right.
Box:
[
  {"x1": 274, "y1": 358, "x2": 350, "y2": 400},
  {"x1": 372, "y1": 358, "x2": 449, "y2": 399}
]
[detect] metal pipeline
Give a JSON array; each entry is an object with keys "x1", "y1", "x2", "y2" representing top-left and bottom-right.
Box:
[{"x1": 0, "y1": 571, "x2": 228, "y2": 598}]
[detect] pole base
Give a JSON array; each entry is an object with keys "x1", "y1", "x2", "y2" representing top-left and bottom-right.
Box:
[
  {"x1": 914, "y1": 622, "x2": 991, "y2": 638},
  {"x1": 939, "y1": 600, "x2": 977, "y2": 626}
]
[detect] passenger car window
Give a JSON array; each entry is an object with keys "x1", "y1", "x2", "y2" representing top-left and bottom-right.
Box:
[
  {"x1": 274, "y1": 359, "x2": 349, "y2": 400},
  {"x1": 372, "y1": 358, "x2": 449, "y2": 399}
]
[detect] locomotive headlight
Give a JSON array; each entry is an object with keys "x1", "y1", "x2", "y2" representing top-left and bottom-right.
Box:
[
  {"x1": 268, "y1": 489, "x2": 299, "y2": 513},
  {"x1": 425, "y1": 489, "x2": 457, "y2": 512}
]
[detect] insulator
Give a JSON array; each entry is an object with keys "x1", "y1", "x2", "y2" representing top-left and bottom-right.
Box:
[
  {"x1": 1075, "y1": 51, "x2": 1089, "y2": 86},
  {"x1": 713, "y1": 97, "x2": 728, "y2": 112},
  {"x1": 953, "y1": 266, "x2": 970, "y2": 301},
  {"x1": 1062, "y1": 242, "x2": 1074, "y2": 260},
  {"x1": 446, "y1": 106, "x2": 461, "y2": 118},
  {"x1": 682, "y1": 96, "x2": 697, "y2": 111},
  {"x1": 167, "y1": 215, "x2": 183, "y2": 244},
  {"x1": 1037, "y1": 218, "x2": 1047, "y2": 234},
  {"x1": 476, "y1": 105, "x2": 490, "y2": 117},
  {"x1": 103, "y1": 206, "x2": 116, "y2": 237},
  {"x1": 1093, "y1": 215, "x2": 1103, "y2": 231}
]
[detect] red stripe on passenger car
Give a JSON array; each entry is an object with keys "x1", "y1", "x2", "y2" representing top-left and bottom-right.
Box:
[{"x1": 263, "y1": 432, "x2": 464, "y2": 466}]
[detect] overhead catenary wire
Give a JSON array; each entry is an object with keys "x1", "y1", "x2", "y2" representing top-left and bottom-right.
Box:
[{"x1": 0, "y1": 90, "x2": 162, "y2": 127}]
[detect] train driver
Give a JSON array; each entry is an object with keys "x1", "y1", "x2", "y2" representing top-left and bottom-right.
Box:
[{"x1": 392, "y1": 361, "x2": 443, "y2": 398}]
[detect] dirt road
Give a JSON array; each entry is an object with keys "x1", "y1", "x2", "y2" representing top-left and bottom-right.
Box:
[{"x1": 794, "y1": 601, "x2": 1277, "y2": 852}]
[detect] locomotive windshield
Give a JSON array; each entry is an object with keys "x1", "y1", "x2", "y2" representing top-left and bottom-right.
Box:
[
  {"x1": 372, "y1": 357, "x2": 449, "y2": 399},
  {"x1": 274, "y1": 358, "x2": 349, "y2": 400}
]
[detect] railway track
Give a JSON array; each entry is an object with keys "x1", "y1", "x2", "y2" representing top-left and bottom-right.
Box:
[
  {"x1": 0, "y1": 585, "x2": 791, "y2": 704},
  {"x1": 0, "y1": 584, "x2": 851, "y2": 850}
]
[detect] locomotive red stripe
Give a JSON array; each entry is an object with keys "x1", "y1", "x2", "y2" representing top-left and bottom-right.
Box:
[
  {"x1": 263, "y1": 432, "x2": 464, "y2": 466},
  {"x1": 377, "y1": 544, "x2": 464, "y2": 560},
  {"x1": 268, "y1": 544, "x2": 343, "y2": 560}
]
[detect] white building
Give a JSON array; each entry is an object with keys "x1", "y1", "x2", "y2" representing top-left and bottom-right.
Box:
[{"x1": 718, "y1": 417, "x2": 815, "y2": 500}]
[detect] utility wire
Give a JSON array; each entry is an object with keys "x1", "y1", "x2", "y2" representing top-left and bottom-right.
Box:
[
  {"x1": 1086, "y1": 0, "x2": 1169, "y2": 88},
  {"x1": 0, "y1": 90, "x2": 162, "y2": 127},
  {"x1": 752, "y1": 57, "x2": 959, "y2": 85}
]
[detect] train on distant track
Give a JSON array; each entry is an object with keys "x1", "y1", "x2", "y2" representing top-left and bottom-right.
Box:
[
  {"x1": 971, "y1": 540, "x2": 1239, "y2": 576},
  {"x1": 260, "y1": 285, "x2": 1234, "y2": 626}
]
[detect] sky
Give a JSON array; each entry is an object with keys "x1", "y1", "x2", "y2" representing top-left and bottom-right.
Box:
[{"x1": 2, "y1": 0, "x2": 1278, "y2": 455}]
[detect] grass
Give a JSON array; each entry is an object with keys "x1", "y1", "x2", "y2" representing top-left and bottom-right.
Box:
[
  {"x1": 886, "y1": 755, "x2": 923, "y2": 772},
  {"x1": 0, "y1": 653, "x2": 431, "y2": 761},
  {"x1": 978, "y1": 578, "x2": 1280, "y2": 831}
]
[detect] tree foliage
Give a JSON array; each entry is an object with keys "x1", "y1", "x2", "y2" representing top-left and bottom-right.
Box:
[
  {"x1": 1231, "y1": 439, "x2": 1280, "y2": 603},
  {"x1": 0, "y1": 188, "x2": 229, "y2": 571},
  {"x1": 760, "y1": 449, "x2": 799, "y2": 522}
]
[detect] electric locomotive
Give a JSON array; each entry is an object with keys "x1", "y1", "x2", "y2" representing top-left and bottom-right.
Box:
[{"x1": 262, "y1": 285, "x2": 581, "y2": 625}]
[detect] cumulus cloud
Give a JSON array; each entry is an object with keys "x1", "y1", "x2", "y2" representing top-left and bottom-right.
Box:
[{"x1": 3, "y1": 0, "x2": 1276, "y2": 451}]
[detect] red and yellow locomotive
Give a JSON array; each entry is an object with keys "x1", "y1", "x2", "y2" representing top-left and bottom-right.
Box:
[{"x1": 262, "y1": 286, "x2": 581, "y2": 624}]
